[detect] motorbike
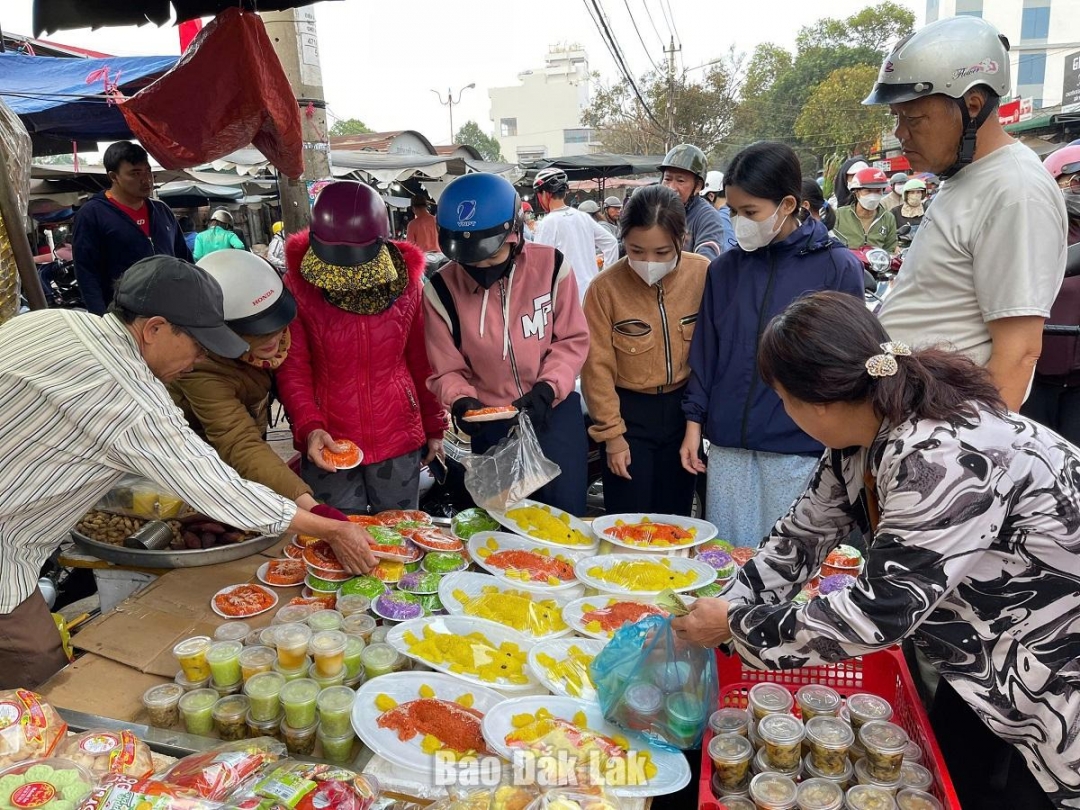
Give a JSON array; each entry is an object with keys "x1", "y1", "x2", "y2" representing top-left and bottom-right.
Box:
[
  {"x1": 38, "y1": 256, "x2": 85, "y2": 310},
  {"x1": 853, "y1": 246, "x2": 901, "y2": 312}
]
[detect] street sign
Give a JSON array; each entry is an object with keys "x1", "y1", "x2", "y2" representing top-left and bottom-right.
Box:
[
  {"x1": 998, "y1": 98, "x2": 1021, "y2": 125},
  {"x1": 1064, "y1": 49, "x2": 1080, "y2": 114}
]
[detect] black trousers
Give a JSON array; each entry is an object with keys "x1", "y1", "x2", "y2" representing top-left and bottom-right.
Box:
[
  {"x1": 930, "y1": 677, "x2": 1055, "y2": 809},
  {"x1": 1021, "y1": 376, "x2": 1080, "y2": 447},
  {"x1": 600, "y1": 386, "x2": 696, "y2": 516}
]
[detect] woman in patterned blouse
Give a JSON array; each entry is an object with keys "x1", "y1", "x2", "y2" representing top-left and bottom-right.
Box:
[{"x1": 674, "y1": 291, "x2": 1080, "y2": 809}]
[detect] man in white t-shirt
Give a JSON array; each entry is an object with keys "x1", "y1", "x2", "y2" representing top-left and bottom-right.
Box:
[
  {"x1": 532, "y1": 168, "x2": 618, "y2": 300},
  {"x1": 864, "y1": 16, "x2": 1067, "y2": 411}
]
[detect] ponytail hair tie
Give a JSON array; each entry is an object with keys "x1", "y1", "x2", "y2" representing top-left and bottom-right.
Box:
[{"x1": 866, "y1": 341, "x2": 911, "y2": 378}]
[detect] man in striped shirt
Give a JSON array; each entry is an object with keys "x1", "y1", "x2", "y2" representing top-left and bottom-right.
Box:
[{"x1": 0, "y1": 256, "x2": 376, "y2": 689}]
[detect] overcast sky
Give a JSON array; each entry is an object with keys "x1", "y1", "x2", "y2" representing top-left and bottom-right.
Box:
[{"x1": 4, "y1": 0, "x2": 922, "y2": 145}]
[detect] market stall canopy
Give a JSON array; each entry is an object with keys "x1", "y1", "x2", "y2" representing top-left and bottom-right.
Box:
[
  {"x1": 33, "y1": 0, "x2": 341, "y2": 36},
  {"x1": 157, "y1": 180, "x2": 243, "y2": 207},
  {"x1": 30, "y1": 161, "x2": 193, "y2": 195},
  {"x1": 0, "y1": 52, "x2": 176, "y2": 149},
  {"x1": 531, "y1": 153, "x2": 665, "y2": 180}
]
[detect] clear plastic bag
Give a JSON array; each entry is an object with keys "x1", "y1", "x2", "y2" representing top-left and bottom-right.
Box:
[
  {"x1": 159, "y1": 738, "x2": 286, "y2": 801},
  {"x1": 96, "y1": 475, "x2": 188, "y2": 520},
  {"x1": 462, "y1": 414, "x2": 560, "y2": 512},
  {"x1": 591, "y1": 614, "x2": 718, "y2": 752}
]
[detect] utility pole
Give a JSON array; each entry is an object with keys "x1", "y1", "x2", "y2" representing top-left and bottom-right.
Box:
[
  {"x1": 431, "y1": 84, "x2": 475, "y2": 145},
  {"x1": 261, "y1": 7, "x2": 331, "y2": 235},
  {"x1": 664, "y1": 36, "x2": 680, "y2": 152}
]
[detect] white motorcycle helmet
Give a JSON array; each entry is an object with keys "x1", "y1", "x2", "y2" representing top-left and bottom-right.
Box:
[
  {"x1": 196, "y1": 250, "x2": 296, "y2": 338},
  {"x1": 863, "y1": 16, "x2": 1011, "y2": 176},
  {"x1": 701, "y1": 170, "x2": 724, "y2": 196}
]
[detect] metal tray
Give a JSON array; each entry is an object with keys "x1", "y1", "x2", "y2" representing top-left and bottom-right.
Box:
[{"x1": 69, "y1": 528, "x2": 280, "y2": 568}]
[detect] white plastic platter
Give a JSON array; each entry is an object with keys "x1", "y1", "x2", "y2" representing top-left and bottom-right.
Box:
[
  {"x1": 526, "y1": 637, "x2": 606, "y2": 701},
  {"x1": 562, "y1": 594, "x2": 669, "y2": 641},
  {"x1": 591, "y1": 513, "x2": 717, "y2": 552},
  {"x1": 467, "y1": 532, "x2": 585, "y2": 592},
  {"x1": 352, "y1": 671, "x2": 504, "y2": 772},
  {"x1": 256, "y1": 559, "x2": 306, "y2": 588},
  {"x1": 385, "y1": 615, "x2": 541, "y2": 692},
  {"x1": 487, "y1": 499, "x2": 598, "y2": 554},
  {"x1": 481, "y1": 695, "x2": 691, "y2": 798},
  {"x1": 210, "y1": 583, "x2": 278, "y2": 619},
  {"x1": 573, "y1": 553, "x2": 716, "y2": 597},
  {"x1": 438, "y1": 571, "x2": 574, "y2": 641}
]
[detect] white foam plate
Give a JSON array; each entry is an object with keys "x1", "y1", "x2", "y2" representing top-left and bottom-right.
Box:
[
  {"x1": 526, "y1": 637, "x2": 606, "y2": 701},
  {"x1": 591, "y1": 513, "x2": 717, "y2": 552},
  {"x1": 385, "y1": 615, "x2": 540, "y2": 692},
  {"x1": 488, "y1": 499, "x2": 598, "y2": 554},
  {"x1": 573, "y1": 553, "x2": 716, "y2": 597},
  {"x1": 210, "y1": 583, "x2": 278, "y2": 619},
  {"x1": 352, "y1": 671, "x2": 504, "y2": 772},
  {"x1": 438, "y1": 571, "x2": 574, "y2": 641},
  {"x1": 481, "y1": 695, "x2": 691, "y2": 798},
  {"x1": 562, "y1": 594, "x2": 668, "y2": 640},
  {"x1": 256, "y1": 559, "x2": 306, "y2": 588},
  {"x1": 467, "y1": 531, "x2": 587, "y2": 592}
]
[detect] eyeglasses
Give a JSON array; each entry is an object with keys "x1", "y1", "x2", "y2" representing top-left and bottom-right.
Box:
[{"x1": 173, "y1": 325, "x2": 208, "y2": 359}]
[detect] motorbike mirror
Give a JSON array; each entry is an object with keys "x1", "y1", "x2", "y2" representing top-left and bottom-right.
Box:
[
  {"x1": 867, "y1": 248, "x2": 892, "y2": 275},
  {"x1": 864, "y1": 269, "x2": 878, "y2": 294},
  {"x1": 897, "y1": 224, "x2": 912, "y2": 235}
]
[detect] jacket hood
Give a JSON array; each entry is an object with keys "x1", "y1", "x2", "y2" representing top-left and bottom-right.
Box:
[{"x1": 285, "y1": 229, "x2": 426, "y2": 285}]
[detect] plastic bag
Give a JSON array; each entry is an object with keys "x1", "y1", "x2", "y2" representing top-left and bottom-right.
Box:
[
  {"x1": 160, "y1": 738, "x2": 286, "y2": 801},
  {"x1": 77, "y1": 774, "x2": 225, "y2": 810},
  {"x1": 423, "y1": 782, "x2": 537, "y2": 810},
  {"x1": 225, "y1": 760, "x2": 379, "y2": 810},
  {"x1": 0, "y1": 689, "x2": 67, "y2": 769},
  {"x1": 591, "y1": 614, "x2": 718, "y2": 751},
  {"x1": 522, "y1": 789, "x2": 620, "y2": 810},
  {"x1": 97, "y1": 475, "x2": 187, "y2": 520},
  {"x1": 462, "y1": 414, "x2": 560, "y2": 512},
  {"x1": 56, "y1": 729, "x2": 154, "y2": 778}
]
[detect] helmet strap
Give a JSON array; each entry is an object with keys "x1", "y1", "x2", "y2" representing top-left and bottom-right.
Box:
[{"x1": 941, "y1": 95, "x2": 994, "y2": 179}]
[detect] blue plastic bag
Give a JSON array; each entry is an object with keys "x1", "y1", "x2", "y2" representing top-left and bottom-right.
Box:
[{"x1": 590, "y1": 614, "x2": 718, "y2": 751}]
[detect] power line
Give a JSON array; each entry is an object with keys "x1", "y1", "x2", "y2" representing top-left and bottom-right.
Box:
[
  {"x1": 622, "y1": 0, "x2": 661, "y2": 73},
  {"x1": 662, "y1": 0, "x2": 682, "y2": 48},
  {"x1": 656, "y1": 0, "x2": 675, "y2": 42},
  {"x1": 639, "y1": 0, "x2": 665, "y2": 48}
]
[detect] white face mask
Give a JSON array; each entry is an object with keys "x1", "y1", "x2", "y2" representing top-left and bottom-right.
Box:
[
  {"x1": 733, "y1": 204, "x2": 785, "y2": 253},
  {"x1": 858, "y1": 193, "x2": 882, "y2": 211},
  {"x1": 628, "y1": 256, "x2": 678, "y2": 285}
]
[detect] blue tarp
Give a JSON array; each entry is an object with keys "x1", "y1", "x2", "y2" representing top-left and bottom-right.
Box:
[{"x1": 0, "y1": 52, "x2": 177, "y2": 142}]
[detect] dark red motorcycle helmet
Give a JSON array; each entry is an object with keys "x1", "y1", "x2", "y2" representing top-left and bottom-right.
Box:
[{"x1": 309, "y1": 181, "x2": 390, "y2": 266}]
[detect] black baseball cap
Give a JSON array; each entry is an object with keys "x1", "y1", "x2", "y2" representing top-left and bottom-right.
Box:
[{"x1": 114, "y1": 256, "x2": 250, "y2": 358}]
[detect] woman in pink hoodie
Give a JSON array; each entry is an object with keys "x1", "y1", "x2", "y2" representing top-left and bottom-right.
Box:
[{"x1": 423, "y1": 173, "x2": 590, "y2": 515}]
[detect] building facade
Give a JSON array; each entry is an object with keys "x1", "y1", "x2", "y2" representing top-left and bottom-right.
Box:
[
  {"x1": 488, "y1": 45, "x2": 598, "y2": 163},
  {"x1": 926, "y1": 0, "x2": 1080, "y2": 108}
]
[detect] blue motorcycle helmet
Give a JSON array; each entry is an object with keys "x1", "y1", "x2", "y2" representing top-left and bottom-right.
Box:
[{"x1": 436, "y1": 173, "x2": 523, "y2": 266}]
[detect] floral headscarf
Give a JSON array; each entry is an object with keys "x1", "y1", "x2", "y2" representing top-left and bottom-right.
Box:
[{"x1": 299, "y1": 242, "x2": 408, "y2": 315}]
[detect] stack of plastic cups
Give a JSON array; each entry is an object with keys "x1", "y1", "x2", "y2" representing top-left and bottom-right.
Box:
[
  {"x1": 316, "y1": 686, "x2": 356, "y2": 763},
  {"x1": 279, "y1": 678, "x2": 320, "y2": 756},
  {"x1": 206, "y1": 640, "x2": 244, "y2": 696},
  {"x1": 245, "y1": 671, "x2": 286, "y2": 741}
]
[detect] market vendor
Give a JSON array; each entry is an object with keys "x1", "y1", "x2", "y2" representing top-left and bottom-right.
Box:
[
  {"x1": 672, "y1": 291, "x2": 1080, "y2": 809},
  {"x1": 169, "y1": 250, "x2": 315, "y2": 507},
  {"x1": 0, "y1": 256, "x2": 377, "y2": 690}
]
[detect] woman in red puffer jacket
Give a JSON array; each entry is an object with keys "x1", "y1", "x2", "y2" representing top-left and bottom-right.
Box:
[{"x1": 276, "y1": 181, "x2": 448, "y2": 513}]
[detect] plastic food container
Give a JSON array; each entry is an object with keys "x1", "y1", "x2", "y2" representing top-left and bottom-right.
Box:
[
  {"x1": 804, "y1": 753, "x2": 854, "y2": 790},
  {"x1": 143, "y1": 682, "x2": 184, "y2": 727},
  {"x1": 344, "y1": 670, "x2": 367, "y2": 690},
  {"x1": 310, "y1": 629, "x2": 348, "y2": 678},
  {"x1": 211, "y1": 678, "x2": 243, "y2": 697},
  {"x1": 317, "y1": 726, "x2": 355, "y2": 763},
  {"x1": 797, "y1": 777, "x2": 845, "y2": 810},
  {"x1": 336, "y1": 594, "x2": 371, "y2": 617},
  {"x1": 172, "y1": 636, "x2": 212, "y2": 682},
  {"x1": 244, "y1": 671, "x2": 286, "y2": 722},
  {"x1": 649, "y1": 660, "x2": 692, "y2": 692},
  {"x1": 748, "y1": 682, "x2": 794, "y2": 721},
  {"x1": 238, "y1": 645, "x2": 276, "y2": 681},
  {"x1": 854, "y1": 758, "x2": 901, "y2": 794},
  {"x1": 796, "y1": 685, "x2": 842, "y2": 721},
  {"x1": 343, "y1": 635, "x2": 366, "y2": 679},
  {"x1": 710, "y1": 707, "x2": 751, "y2": 737},
  {"x1": 308, "y1": 662, "x2": 346, "y2": 690},
  {"x1": 214, "y1": 621, "x2": 252, "y2": 642},
  {"x1": 361, "y1": 643, "x2": 401, "y2": 679},
  {"x1": 206, "y1": 640, "x2": 244, "y2": 687},
  {"x1": 846, "y1": 693, "x2": 893, "y2": 732},
  {"x1": 666, "y1": 693, "x2": 706, "y2": 745},
  {"x1": 899, "y1": 762, "x2": 933, "y2": 793},
  {"x1": 895, "y1": 789, "x2": 942, "y2": 810},
  {"x1": 280, "y1": 677, "x2": 320, "y2": 728},
  {"x1": 259, "y1": 626, "x2": 280, "y2": 648},
  {"x1": 244, "y1": 629, "x2": 265, "y2": 647},
  {"x1": 858, "y1": 721, "x2": 909, "y2": 783},
  {"x1": 212, "y1": 694, "x2": 250, "y2": 741},
  {"x1": 845, "y1": 784, "x2": 898, "y2": 810},
  {"x1": 307, "y1": 609, "x2": 344, "y2": 632},
  {"x1": 273, "y1": 656, "x2": 311, "y2": 682},
  {"x1": 717, "y1": 796, "x2": 756, "y2": 810},
  {"x1": 903, "y1": 741, "x2": 924, "y2": 764},
  {"x1": 750, "y1": 772, "x2": 799, "y2": 810},
  {"x1": 246, "y1": 708, "x2": 283, "y2": 741},
  {"x1": 806, "y1": 716, "x2": 856, "y2": 777},
  {"x1": 759, "y1": 713, "x2": 806, "y2": 772},
  {"x1": 316, "y1": 685, "x2": 356, "y2": 737},
  {"x1": 275, "y1": 623, "x2": 313, "y2": 670},
  {"x1": 0, "y1": 758, "x2": 95, "y2": 810},
  {"x1": 274, "y1": 604, "x2": 314, "y2": 624},
  {"x1": 708, "y1": 733, "x2": 753, "y2": 793},
  {"x1": 280, "y1": 718, "x2": 318, "y2": 756},
  {"x1": 178, "y1": 688, "x2": 218, "y2": 735},
  {"x1": 754, "y1": 746, "x2": 801, "y2": 779},
  {"x1": 618, "y1": 683, "x2": 663, "y2": 732},
  {"x1": 344, "y1": 613, "x2": 377, "y2": 643},
  {"x1": 174, "y1": 670, "x2": 210, "y2": 692}
]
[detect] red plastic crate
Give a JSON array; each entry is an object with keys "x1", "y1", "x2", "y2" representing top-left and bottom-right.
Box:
[{"x1": 698, "y1": 647, "x2": 960, "y2": 809}]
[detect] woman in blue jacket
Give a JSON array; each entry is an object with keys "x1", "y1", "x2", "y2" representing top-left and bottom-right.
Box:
[{"x1": 680, "y1": 142, "x2": 864, "y2": 546}]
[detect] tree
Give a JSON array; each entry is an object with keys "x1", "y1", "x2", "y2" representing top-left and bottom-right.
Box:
[
  {"x1": 794, "y1": 65, "x2": 893, "y2": 156},
  {"x1": 454, "y1": 121, "x2": 504, "y2": 162},
  {"x1": 330, "y1": 118, "x2": 372, "y2": 137},
  {"x1": 581, "y1": 51, "x2": 743, "y2": 158}
]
